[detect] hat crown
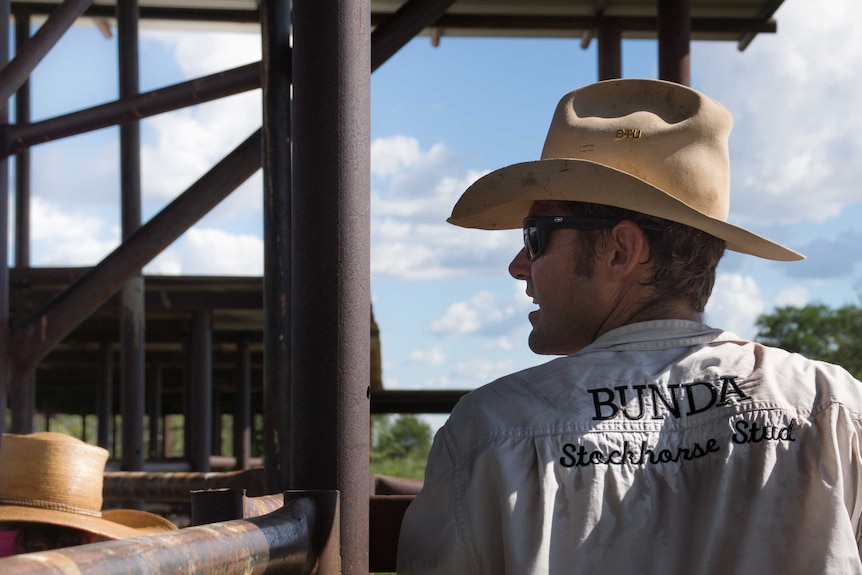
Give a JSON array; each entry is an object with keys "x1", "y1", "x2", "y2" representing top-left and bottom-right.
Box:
[
  {"x1": 0, "y1": 432, "x2": 108, "y2": 515},
  {"x1": 540, "y1": 79, "x2": 733, "y2": 220}
]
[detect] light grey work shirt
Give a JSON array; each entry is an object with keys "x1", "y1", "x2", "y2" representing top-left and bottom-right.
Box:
[{"x1": 397, "y1": 320, "x2": 862, "y2": 574}]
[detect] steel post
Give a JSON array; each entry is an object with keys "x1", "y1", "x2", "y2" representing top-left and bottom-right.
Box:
[
  {"x1": 658, "y1": 0, "x2": 691, "y2": 85},
  {"x1": 0, "y1": 0, "x2": 11, "y2": 436},
  {"x1": 260, "y1": 0, "x2": 292, "y2": 494},
  {"x1": 234, "y1": 335, "x2": 252, "y2": 470},
  {"x1": 597, "y1": 19, "x2": 622, "y2": 80},
  {"x1": 189, "y1": 310, "x2": 213, "y2": 472},
  {"x1": 13, "y1": 11, "x2": 30, "y2": 266},
  {"x1": 117, "y1": 0, "x2": 145, "y2": 473},
  {"x1": 98, "y1": 339, "x2": 114, "y2": 451},
  {"x1": 292, "y1": 0, "x2": 371, "y2": 573}
]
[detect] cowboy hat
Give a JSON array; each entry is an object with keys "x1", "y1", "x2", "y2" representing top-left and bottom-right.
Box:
[
  {"x1": 0, "y1": 432, "x2": 177, "y2": 540},
  {"x1": 447, "y1": 78, "x2": 803, "y2": 261}
]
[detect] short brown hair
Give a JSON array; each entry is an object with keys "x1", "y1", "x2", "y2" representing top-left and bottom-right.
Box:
[{"x1": 561, "y1": 202, "x2": 726, "y2": 312}]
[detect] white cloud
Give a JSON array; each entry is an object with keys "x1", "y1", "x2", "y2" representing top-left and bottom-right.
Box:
[
  {"x1": 484, "y1": 337, "x2": 514, "y2": 350},
  {"x1": 694, "y1": 0, "x2": 862, "y2": 226},
  {"x1": 30, "y1": 197, "x2": 118, "y2": 266},
  {"x1": 141, "y1": 92, "x2": 262, "y2": 204},
  {"x1": 454, "y1": 357, "x2": 516, "y2": 383},
  {"x1": 431, "y1": 290, "x2": 518, "y2": 336},
  {"x1": 149, "y1": 227, "x2": 263, "y2": 276},
  {"x1": 142, "y1": 30, "x2": 261, "y2": 79},
  {"x1": 705, "y1": 273, "x2": 764, "y2": 340},
  {"x1": 408, "y1": 345, "x2": 448, "y2": 366},
  {"x1": 371, "y1": 135, "x2": 422, "y2": 178},
  {"x1": 431, "y1": 299, "x2": 482, "y2": 335},
  {"x1": 370, "y1": 136, "x2": 520, "y2": 280},
  {"x1": 774, "y1": 285, "x2": 810, "y2": 309}
]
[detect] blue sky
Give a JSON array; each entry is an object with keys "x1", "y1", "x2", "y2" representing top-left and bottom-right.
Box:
[{"x1": 10, "y1": 1, "x2": 862, "y2": 424}]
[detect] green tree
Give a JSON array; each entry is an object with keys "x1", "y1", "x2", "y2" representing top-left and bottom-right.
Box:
[
  {"x1": 755, "y1": 303, "x2": 862, "y2": 379},
  {"x1": 370, "y1": 414, "x2": 432, "y2": 480}
]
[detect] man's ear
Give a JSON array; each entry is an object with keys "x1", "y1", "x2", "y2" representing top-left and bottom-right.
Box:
[{"x1": 602, "y1": 220, "x2": 649, "y2": 281}]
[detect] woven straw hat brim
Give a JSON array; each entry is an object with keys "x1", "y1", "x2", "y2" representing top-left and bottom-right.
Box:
[
  {"x1": 448, "y1": 158, "x2": 804, "y2": 262},
  {"x1": 0, "y1": 506, "x2": 174, "y2": 540}
]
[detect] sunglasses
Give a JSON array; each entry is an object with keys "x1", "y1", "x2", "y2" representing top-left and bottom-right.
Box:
[{"x1": 522, "y1": 216, "x2": 621, "y2": 261}]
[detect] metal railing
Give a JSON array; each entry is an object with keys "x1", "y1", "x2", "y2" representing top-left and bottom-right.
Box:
[{"x1": 0, "y1": 492, "x2": 340, "y2": 575}]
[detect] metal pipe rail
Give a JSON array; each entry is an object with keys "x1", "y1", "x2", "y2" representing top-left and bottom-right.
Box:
[
  {"x1": 103, "y1": 468, "x2": 267, "y2": 502},
  {"x1": 0, "y1": 495, "x2": 322, "y2": 575}
]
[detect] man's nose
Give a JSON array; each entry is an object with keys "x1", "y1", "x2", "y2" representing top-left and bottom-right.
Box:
[{"x1": 508, "y1": 247, "x2": 530, "y2": 280}]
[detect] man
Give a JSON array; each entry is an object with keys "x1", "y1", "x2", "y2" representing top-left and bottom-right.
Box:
[{"x1": 397, "y1": 78, "x2": 862, "y2": 574}]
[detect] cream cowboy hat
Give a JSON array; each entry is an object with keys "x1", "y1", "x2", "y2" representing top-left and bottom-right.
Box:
[
  {"x1": 448, "y1": 78, "x2": 803, "y2": 261},
  {"x1": 0, "y1": 432, "x2": 177, "y2": 539}
]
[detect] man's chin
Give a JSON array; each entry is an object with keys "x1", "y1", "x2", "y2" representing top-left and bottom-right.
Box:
[{"x1": 527, "y1": 331, "x2": 566, "y2": 356}]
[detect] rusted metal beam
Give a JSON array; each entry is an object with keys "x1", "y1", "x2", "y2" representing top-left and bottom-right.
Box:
[
  {"x1": 13, "y1": 11, "x2": 30, "y2": 266},
  {"x1": 8, "y1": 128, "x2": 263, "y2": 384},
  {"x1": 371, "y1": 389, "x2": 468, "y2": 413},
  {"x1": 5, "y1": 61, "x2": 261, "y2": 156},
  {"x1": 260, "y1": 0, "x2": 293, "y2": 496},
  {"x1": 0, "y1": 495, "x2": 321, "y2": 575},
  {"x1": 189, "y1": 310, "x2": 213, "y2": 472},
  {"x1": 102, "y1": 468, "x2": 266, "y2": 502},
  {"x1": 371, "y1": 13, "x2": 776, "y2": 36},
  {"x1": 291, "y1": 0, "x2": 370, "y2": 572},
  {"x1": 234, "y1": 335, "x2": 252, "y2": 470},
  {"x1": 0, "y1": 0, "x2": 10, "y2": 436},
  {"x1": 0, "y1": 0, "x2": 92, "y2": 103},
  {"x1": 191, "y1": 489, "x2": 285, "y2": 525},
  {"x1": 370, "y1": 0, "x2": 457, "y2": 72},
  {"x1": 369, "y1": 495, "x2": 415, "y2": 573},
  {"x1": 117, "y1": 0, "x2": 146, "y2": 474},
  {"x1": 738, "y1": 0, "x2": 784, "y2": 50},
  {"x1": 12, "y1": 2, "x2": 260, "y2": 23},
  {"x1": 658, "y1": 0, "x2": 691, "y2": 86},
  {"x1": 597, "y1": 19, "x2": 622, "y2": 80}
]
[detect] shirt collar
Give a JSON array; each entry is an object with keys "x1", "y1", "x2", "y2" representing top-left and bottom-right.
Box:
[{"x1": 579, "y1": 320, "x2": 747, "y2": 354}]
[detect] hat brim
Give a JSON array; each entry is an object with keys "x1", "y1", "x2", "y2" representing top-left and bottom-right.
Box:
[
  {"x1": 448, "y1": 158, "x2": 804, "y2": 262},
  {"x1": 0, "y1": 506, "x2": 176, "y2": 540}
]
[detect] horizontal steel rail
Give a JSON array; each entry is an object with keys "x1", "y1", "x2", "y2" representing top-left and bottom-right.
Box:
[
  {"x1": 4, "y1": 62, "x2": 261, "y2": 156},
  {"x1": 371, "y1": 388, "x2": 469, "y2": 413},
  {"x1": 0, "y1": 495, "x2": 319, "y2": 575},
  {"x1": 103, "y1": 468, "x2": 267, "y2": 502}
]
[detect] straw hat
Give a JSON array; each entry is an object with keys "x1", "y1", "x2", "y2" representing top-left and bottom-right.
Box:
[
  {"x1": 0, "y1": 432, "x2": 177, "y2": 539},
  {"x1": 448, "y1": 78, "x2": 803, "y2": 261}
]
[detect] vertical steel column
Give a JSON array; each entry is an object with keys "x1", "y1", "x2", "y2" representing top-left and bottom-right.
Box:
[
  {"x1": 9, "y1": 373, "x2": 34, "y2": 433},
  {"x1": 117, "y1": 0, "x2": 145, "y2": 471},
  {"x1": 189, "y1": 311, "x2": 213, "y2": 472},
  {"x1": 212, "y1": 393, "x2": 222, "y2": 456},
  {"x1": 9, "y1": 11, "x2": 34, "y2": 435},
  {"x1": 597, "y1": 19, "x2": 622, "y2": 80},
  {"x1": 260, "y1": 0, "x2": 292, "y2": 493},
  {"x1": 234, "y1": 335, "x2": 252, "y2": 470},
  {"x1": 0, "y1": 0, "x2": 11, "y2": 436},
  {"x1": 148, "y1": 362, "x2": 163, "y2": 459},
  {"x1": 98, "y1": 339, "x2": 114, "y2": 451},
  {"x1": 13, "y1": 11, "x2": 30, "y2": 267},
  {"x1": 292, "y1": 0, "x2": 371, "y2": 572},
  {"x1": 658, "y1": 0, "x2": 691, "y2": 85}
]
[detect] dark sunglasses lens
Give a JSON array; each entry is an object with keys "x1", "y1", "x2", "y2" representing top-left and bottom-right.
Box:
[{"x1": 523, "y1": 226, "x2": 539, "y2": 260}]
